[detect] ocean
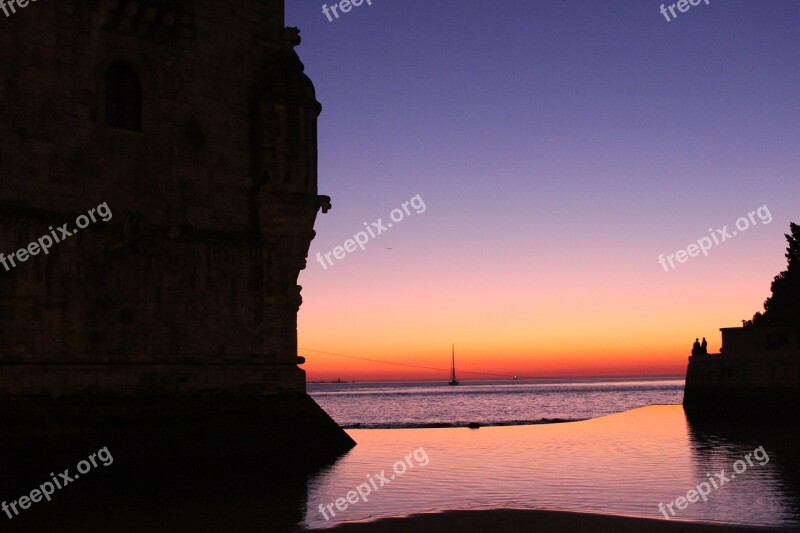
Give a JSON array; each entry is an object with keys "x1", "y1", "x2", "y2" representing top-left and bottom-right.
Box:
[{"x1": 309, "y1": 377, "x2": 685, "y2": 429}]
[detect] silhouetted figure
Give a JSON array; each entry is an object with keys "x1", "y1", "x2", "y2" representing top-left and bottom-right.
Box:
[
  {"x1": 692, "y1": 338, "x2": 701, "y2": 356},
  {"x1": 701, "y1": 337, "x2": 708, "y2": 355}
]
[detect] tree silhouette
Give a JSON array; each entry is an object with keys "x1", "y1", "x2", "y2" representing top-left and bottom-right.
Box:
[{"x1": 747, "y1": 222, "x2": 800, "y2": 327}]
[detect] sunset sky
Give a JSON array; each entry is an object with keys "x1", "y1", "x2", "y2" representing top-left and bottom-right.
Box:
[{"x1": 287, "y1": 1, "x2": 800, "y2": 381}]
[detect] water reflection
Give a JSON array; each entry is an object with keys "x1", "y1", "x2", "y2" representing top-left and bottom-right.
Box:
[
  {"x1": 302, "y1": 406, "x2": 800, "y2": 529},
  {"x1": 685, "y1": 416, "x2": 800, "y2": 526}
]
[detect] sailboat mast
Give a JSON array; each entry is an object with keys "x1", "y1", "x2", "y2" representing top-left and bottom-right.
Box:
[{"x1": 451, "y1": 344, "x2": 455, "y2": 381}]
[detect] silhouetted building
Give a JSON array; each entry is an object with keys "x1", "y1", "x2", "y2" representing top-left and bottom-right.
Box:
[
  {"x1": 684, "y1": 224, "x2": 800, "y2": 420},
  {"x1": 683, "y1": 326, "x2": 800, "y2": 419},
  {"x1": 0, "y1": 0, "x2": 353, "y2": 481}
]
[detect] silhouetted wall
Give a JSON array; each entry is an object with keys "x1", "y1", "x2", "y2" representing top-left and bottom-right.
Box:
[
  {"x1": 0, "y1": 0, "x2": 328, "y2": 396},
  {"x1": 683, "y1": 327, "x2": 800, "y2": 419}
]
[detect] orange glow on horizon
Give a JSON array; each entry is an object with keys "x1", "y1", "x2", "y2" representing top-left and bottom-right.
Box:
[
  {"x1": 297, "y1": 212, "x2": 789, "y2": 382},
  {"x1": 299, "y1": 343, "x2": 690, "y2": 382}
]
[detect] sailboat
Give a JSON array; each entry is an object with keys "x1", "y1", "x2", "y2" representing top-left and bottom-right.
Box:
[{"x1": 448, "y1": 344, "x2": 460, "y2": 386}]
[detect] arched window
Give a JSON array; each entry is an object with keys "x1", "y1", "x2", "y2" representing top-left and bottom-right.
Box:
[{"x1": 105, "y1": 62, "x2": 142, "y2": 131}]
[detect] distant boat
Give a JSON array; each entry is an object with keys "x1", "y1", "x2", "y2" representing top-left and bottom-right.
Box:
[{"x1": 448, "y1": 344, "x2": 460, "y2": 386}]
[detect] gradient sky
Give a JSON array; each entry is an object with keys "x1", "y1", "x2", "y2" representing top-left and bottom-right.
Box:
[{"x1": 286, "y1": 1, "x2": 800, "y2": 381}]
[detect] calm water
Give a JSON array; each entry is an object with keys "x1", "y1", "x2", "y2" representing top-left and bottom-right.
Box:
[
  {"x1": 309, "y1": 377, "x2": 685, "y2": 428},
  {"x1": 302, "y1": 405, "x2": 800, "y2": 529}
]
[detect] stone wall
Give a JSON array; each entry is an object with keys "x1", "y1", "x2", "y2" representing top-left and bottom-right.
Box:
[
  {"x1": 720, "y1": 326, "x2": 800, "y2": 355},
  {"x1": 0, "y1": 0, "x2": 327, "y2": 396},
  {"x1": 683, "y1": 329, "x2": 800, "y2": 419}
]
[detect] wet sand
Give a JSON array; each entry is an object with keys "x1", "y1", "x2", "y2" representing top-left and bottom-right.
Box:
[{"x1": 325, "y1": 509, "x2": 784, "y2": 532}]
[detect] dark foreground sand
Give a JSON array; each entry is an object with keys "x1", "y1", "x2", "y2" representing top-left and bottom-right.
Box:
[{"x1": 324, "y1": 509, "x2": 789, "y2": 532}]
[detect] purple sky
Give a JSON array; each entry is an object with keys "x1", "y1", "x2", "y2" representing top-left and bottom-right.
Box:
[{"x1": 286, "y1": 0, "x2": 800, "y2": 378}]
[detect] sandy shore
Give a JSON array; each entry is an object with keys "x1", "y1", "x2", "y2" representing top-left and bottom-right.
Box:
[{"x1": 323, "y1": 509, "x2": 785, "y2": 532}]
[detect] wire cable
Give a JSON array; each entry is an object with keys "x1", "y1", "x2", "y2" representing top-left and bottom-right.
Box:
[{"x1": 299, "y1": 347, "x2": 527, "y2": 379}]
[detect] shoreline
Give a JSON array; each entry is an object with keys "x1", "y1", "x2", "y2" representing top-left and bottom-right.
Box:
[
  {"x1": 338, "y1": 403, "x2": 686, "y2": 430},
  {"x1": 319, "y1": 509, "x2": 785, "y2": 532},
  {"x1": 342, "y1": 417, "x2": 584, "y2": 430}
]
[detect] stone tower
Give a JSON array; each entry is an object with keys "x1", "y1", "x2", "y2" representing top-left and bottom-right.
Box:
[{"x1": 0, "y1": 0, "x2": 353, "y2": 479}]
